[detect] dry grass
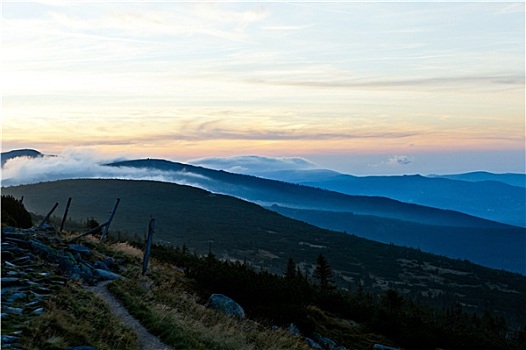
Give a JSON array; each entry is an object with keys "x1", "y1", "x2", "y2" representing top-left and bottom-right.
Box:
[
  {"x1": 18, "y1": 282, "x2": 139, "y2": 350},
  {"x1": 109, "y1": 262, "x2": 312, "y2": 350}
]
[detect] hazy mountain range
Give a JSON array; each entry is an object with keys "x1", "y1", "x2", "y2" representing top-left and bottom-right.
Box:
[
  {"x1": 3, "y1": 178, "x2": 526, "y2": 316},
  {"x1": 2, "y1": 149, "x2": 524, "y2": 274}
]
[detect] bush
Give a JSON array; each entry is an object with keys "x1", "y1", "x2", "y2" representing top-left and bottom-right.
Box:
[{"x1": 1, "y1": 195, "x2": 32, "y2": 228}]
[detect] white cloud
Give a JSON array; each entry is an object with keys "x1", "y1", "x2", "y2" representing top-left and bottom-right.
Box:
[
  {"x1": 189, "y1": 155, "x2": 320, "y2": 174},
  {"x1": 387, "y1": 155, "x2": 414, "y2": 166},
  {"x1": 1, "y1": 149, "x2": 212, "y2": 189}
]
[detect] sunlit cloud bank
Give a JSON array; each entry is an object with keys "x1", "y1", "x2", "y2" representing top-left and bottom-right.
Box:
[
  {"x1": 189, "y1": 155, "x2": 320, "y2": 174},
  {"x1": 1, "y1": 149, "x2": 211, "y2": 189}
]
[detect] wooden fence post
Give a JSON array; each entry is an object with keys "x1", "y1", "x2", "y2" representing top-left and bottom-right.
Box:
[
  {"x1": 59, "y1": 197, "x2": 72, "y2": 232},
  {"x1": 142, "y1": 217, "x2": 155, "y2": 275},
  {"x1": 37, "y1": 202, "x2": 59, "y2": 230},
  {"x1": 100, "y1": 198, "x2": 120, "y2": 244}
]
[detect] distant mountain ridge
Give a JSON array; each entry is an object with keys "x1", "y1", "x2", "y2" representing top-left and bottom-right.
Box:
[
  {"x1": 1, "y1": 149, "x2": 42, "y2": 167},
  {"x1": 269, "y1": 205, "x2": 526, "y2": 274},
  {"x1": 430, "y1": 171, "x2": 526, "y2": 188},
  {"x1": 108, "y1": 159, "x2": 513, "y2": 229},
  {"x1": 197, "y1": 162, "x2": 525, "y2": 227},
  {"x1": 102, "y1": 158, "x2": 526, "y2": 274}
]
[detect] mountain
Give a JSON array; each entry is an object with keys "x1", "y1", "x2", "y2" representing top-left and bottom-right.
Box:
[
  {"x1": 3, "y1": 178, "x2": 526, "y2": 328},
  {"x1": 269, "y1": 205, "x2": 525, "y2": 274},
  {"x1": 202, "y1": 166, "x2": 525, "y2": 228},
  {"x1": 107, "y1": 159, "x2": 512, "y2": 229},
  {"x1": 430, "y1": 171, "x2": 526, "y2": 188},
  {"x1": 101, "y1": 159, "x2": 525, "y2": 273},
  {"x1": 1, "y1": 149, "x2": 42, "y2": 167},
  {"x1": 296, "y1": 174, "x2": 525, "y2": 227}
]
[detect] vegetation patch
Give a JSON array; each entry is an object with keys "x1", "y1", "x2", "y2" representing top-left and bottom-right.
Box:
[
  {"x1": 17, "y1": 283, "x2": 139, "y2": 350},
  {"x1": 108, "y1": 263, "x2": 311, "y2": 350}
]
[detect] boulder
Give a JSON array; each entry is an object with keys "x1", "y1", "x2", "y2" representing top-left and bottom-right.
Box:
[
  {"x1": 68, "y1": 244, "x2": 91, "y2": 255},
  {"x1": 305, "y1": 337, "x2": 323, "y2": 349},
  {"x1": 287, "y1": 323, "x2": 301, "y2": 336},
  {"x1": 313, "y1": 333, "x2": 337, "y2": 349},
  {"x1": 206, "y1": 293, "x2": 245, "y2": 319},
  {"x1": 94, "y1": 269, "x2": 122, "y2": 281}
]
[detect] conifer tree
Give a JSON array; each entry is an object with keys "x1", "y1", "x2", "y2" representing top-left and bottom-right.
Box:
[
  {"x1": 285, "y1": 257, "x2": 297, "y2": 280},
  {"x1": 313, "y1": 254, "x2": 334, "y2": 292}
]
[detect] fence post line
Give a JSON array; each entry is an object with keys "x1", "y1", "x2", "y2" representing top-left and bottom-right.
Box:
[
  {"x1": 100, "y1": 198, "x2": 120, "y2": 244},
  {"x1": 142, "y1": 217, "x2": 155, "y2": 275},
  {"x1": 37, "y1": 202, "x2": 59, "y2": 230},
  {"x1": 59, "y1": 197, "x2": 72, "y2": 233}
]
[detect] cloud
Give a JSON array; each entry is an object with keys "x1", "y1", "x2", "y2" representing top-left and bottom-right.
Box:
[
  {"x1": 246, "y1": 74, "x2": 525, "y2": 92},
  {"x1": 1, "y1": 149, "x2": 212, "y2": 189},
  {"x1": 189, "y1": 155, "x2": 320, "y2": 174},
  {"x1": 387, "y1": 155, "x2": 414, "y2": 166}
]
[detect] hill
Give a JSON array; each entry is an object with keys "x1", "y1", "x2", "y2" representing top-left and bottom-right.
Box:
[
  {"x1": 269, "y1": 205, "x2": 525, "y2": 274},
  {"x1": 107, "y1": 159, "x2": 513, "y2": 229},
  {"x1": 1, "y1": 149, "x2": 42, "y2": 167},
  {"x1": 212, "y1": 166, "x2": 525, "y2": 227},
  {"x1": 3, "y1": 178, "x2": 526, "y2": 329},
  {"x1": 431, "y1": 171, "x2": 526, "y2": 188}
]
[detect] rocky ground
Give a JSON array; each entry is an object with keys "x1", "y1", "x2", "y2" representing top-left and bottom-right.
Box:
[{"x1": 1, "y1": 226, "x2": 137, "y2": 349}]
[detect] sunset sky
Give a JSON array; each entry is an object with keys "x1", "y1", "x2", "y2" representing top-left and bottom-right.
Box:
[{"x1": 2, "y1": 1, "x2": 524, "y2": 175}]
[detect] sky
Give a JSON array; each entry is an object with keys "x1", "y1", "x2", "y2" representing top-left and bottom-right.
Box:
[{"x1": 2, "y1": 0, "x2": 525, "y2": 175}]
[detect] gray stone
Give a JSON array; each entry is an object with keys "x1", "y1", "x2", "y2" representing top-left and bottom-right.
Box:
[
  {"x1": 305, "y1": 337, "x2": 323, "y2": 349},
  {"x1": 1, "y1": 334, "x2": 19, "y2": 344},
  {"x1": 104, "y1": 257, "x2": 115, "y2": 267},
  {"x1": 94, "y1": 260, "x2": 110, "y2": 271},
  {"x1": 313, "y1": 333, "x2": 337, "y2": 349},
  {"x1": 7, "y1": 292, "x2": 27, "y2": 303},
  {"x1": 32, "y1": 307, "x2": 44, "y2": 315},
  {"x1": 3, "y1": 307, "x2": 23, "y2": 315},
  {"x1": 1, "y1": 277, "x2": 22, "y2": 286},
  {"x1": 66, "y1": 347, "x2": 98, "y2": 350},
  {"x1": 287, "y1": 323, "x2": 301, "y2": 336},
  {"x1": 2, "y1": 226, "x2": 17, "y2": 233},
  {"x1": 206, "y1": 293, "x2": 245, "y2": 319},
  {"x1": 94, "y1": 269, "x2": 121, "y2": 281},
  {"x1": 68, "y1": 244, "x2": 91, "y2": 255}
]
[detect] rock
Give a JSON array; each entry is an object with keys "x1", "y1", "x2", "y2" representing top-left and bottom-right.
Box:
[
  {"x1": 32, "y1": 307, "x2": 44, "y2": 315},
  {"x1": 2, "y1": 226, "x2": 17, "y2": 233},
  {"x1": 313, "y1": 333, "x2": 337, "y2": 349},
  {"x1": 1, "y1": 277, "x2": 23, "y2": 287},
  {"x1": 3, "y1": 307, "x2": 23, "y2": 315},
  {"x1": 206, "y1": 293, "x2": 245, "y2": 319},
  {"x1": 104, "y1": 257, "x2": 115, "y2": 267},
  {"x1": 29, "y1": 240, "x2": 61, "y2": 260},
  {"x1": 1, "y1": 334, "x2": 19, "y2": 344},
  {"x1": 7, "y1": 292, "x2": 27, "y2": 303},
  {"x1": 94, "y1": 269, "x2": 121, "y2": 281},
  {"x1": 287, "y1": 323, "x2": 301, "y2": 336},
  {"x1": 94, "y1": 260, "x2": 110, "y2": 271},
  {"x1": 68, "y1": 244, "x2": 91, "y2": 255},
  {"x1": 65, "y1": 346, "x2": 98, "y2": 350},
  {"x1": 305, "y1": 337, "x2": 324, "y2": 349}
]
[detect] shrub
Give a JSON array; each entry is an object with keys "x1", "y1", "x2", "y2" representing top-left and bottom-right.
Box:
[{"x1": 1, "y1": 195, "x2": 32, "y2": 228}]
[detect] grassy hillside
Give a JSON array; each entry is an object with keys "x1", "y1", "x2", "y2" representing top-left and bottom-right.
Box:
[
  {"x1": 3, "y1": 178, "x2": 526, "y2": 328},
  {"x1": 269, "y1": 205, "x2": 525, "y2": 274}
]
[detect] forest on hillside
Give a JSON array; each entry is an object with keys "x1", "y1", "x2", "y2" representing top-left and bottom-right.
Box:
[{"x1": 142, "y1": 243, "x2": 526, "y2": 350}]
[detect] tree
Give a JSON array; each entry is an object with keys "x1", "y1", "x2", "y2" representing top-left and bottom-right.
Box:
[
  {"x1": 1, "y1": 195, "x2": 32, "y2": 228},
  {"x1": 285, "y1": 257, "x2": 297, "y2": 280},
  {"x1": 313, "y1": 254, "x2": 334, "y2": 292}
]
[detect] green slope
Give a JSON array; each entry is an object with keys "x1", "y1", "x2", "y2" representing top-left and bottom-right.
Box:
[{"x1": 3, "y1": 179, "x2": 526, "y2": 327}]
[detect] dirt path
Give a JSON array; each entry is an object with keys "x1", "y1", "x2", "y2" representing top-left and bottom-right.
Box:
[{"x1": 86, "y1": 281, "x2": 175, "y2": 350}]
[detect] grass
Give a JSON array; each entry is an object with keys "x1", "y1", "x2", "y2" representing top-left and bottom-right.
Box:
[
  {"x1": 17, "y1": 282, "x2": 139, "y2": 350},
  {"x1": 107, "y1": 247, "x2": 312, "y2": 350}
]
